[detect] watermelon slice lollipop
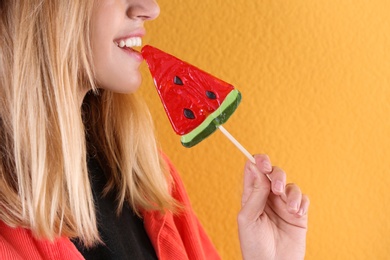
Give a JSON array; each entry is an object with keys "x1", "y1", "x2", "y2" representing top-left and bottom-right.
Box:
[
  {"x1": 142, "y1": 45, "x2": 271, "y2": 180},
  {"x1": 142, "y1": 45, "x2": 242, "y2": 148}
]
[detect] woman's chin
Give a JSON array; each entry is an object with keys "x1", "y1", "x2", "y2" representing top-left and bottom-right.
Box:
[{"x1": 100, "y1": 75, "x2": 142, "y2": 94}]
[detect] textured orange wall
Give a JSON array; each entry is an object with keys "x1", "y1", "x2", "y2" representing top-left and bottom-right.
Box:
[{"x1": 140, "y1": 0, "x2": 390, "y2": 259}]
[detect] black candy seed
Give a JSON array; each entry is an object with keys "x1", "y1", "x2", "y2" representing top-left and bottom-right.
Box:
[
  {"x1": 174, "y1": 76, "x2": 184, "y2": 85},
  {"x1": 183, "y1": 108, "x2": 195, "y2": 119},
  {"x1": 206, "y1": 90, "x2": 217, "y2": 99}
]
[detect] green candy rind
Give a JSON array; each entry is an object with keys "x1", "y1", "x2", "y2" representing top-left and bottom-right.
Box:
[{"x1": 180, "y1": 89, "x2": 242, "y2": 148}]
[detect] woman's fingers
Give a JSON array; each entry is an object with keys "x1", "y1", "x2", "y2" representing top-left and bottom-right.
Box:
[
  {"x1": 239, "y1": 155, "x2": 273, "y2": 222},
  {"x1": 240, "y1": 154, "x2": 310, "y2": 223},
  {"x1": 297, "y1": 194, "x2": 310, "y2": 217},
  {"x1": 285, "y1": 183, "x2": 302, "y2": 214},
  {"x1": 286, "y1": 184, "x2": 310, "y2": 218},
  {"x1": 266, "y1": 166, "x2": 287, "y2": 196},
  {"x1": 263, "y1": 163, "x2": 309, "y2": 218},
  {"x1": 253, "y1": 154, "x2": 273, "y2": 175},
  {"x1": 240, "y1": 163, "x2": 269, "y2": 222}
]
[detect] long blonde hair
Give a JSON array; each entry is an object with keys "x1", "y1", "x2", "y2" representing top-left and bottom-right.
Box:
[{"x1": 0, "y1": 0, "x2": 173, "y2": 247}]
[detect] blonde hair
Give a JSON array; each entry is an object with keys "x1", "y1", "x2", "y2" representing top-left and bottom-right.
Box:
[{"x1": 0, "y1": 0, "x2": 174, "y2": 247}]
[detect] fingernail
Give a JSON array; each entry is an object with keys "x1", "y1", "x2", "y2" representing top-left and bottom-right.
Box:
[
  {"x1": 289, "y1": 201, "x2": 299, "y2": 211},
  {"x1": 263, "y1": 161, "x2": 272, "y2": 172},
  {"x1": 297, "y1": 208, "x2": 305, "y2": 216},
  {"x1": 274, "y1": 181, "x2": 284, "y2": 193}
]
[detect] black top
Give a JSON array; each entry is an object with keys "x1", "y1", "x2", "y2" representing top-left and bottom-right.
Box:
[{"x1": 72, "y1": 155, "x2": 158, "y2": 260}]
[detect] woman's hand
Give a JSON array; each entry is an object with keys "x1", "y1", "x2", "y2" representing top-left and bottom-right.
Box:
[{"x1": 238, "y1": 154, "x2": 309, "y2": 260}]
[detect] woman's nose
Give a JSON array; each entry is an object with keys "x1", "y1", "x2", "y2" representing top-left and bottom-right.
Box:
[{"x1": 128, "y1": 0, "x2": 160, "y2": 21}]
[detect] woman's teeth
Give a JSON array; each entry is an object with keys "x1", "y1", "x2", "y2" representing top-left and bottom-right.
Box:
[{"x1": 117, "y1": 37, "x2": 142, "y2": 48}]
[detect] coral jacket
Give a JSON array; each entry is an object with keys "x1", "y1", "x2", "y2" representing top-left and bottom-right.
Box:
[{"x1": 0, "y1": 157, "x2": 221, "y2": 260}]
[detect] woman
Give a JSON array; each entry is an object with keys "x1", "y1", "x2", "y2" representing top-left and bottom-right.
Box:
[{"x1": 0, "y1": 0, "x2": 309, "y2": 259}]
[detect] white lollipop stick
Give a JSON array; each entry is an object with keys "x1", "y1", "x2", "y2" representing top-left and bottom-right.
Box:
[{"x1": 218, "y1": 125, "x2": 271, "y2": 181}]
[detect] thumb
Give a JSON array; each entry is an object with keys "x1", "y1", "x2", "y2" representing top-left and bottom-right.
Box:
[{"x1": 239, "y1": 162, "x2": 271, "y2": 222}]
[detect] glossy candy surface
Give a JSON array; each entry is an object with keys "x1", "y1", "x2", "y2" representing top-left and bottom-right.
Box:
[{"x1": 142, "y1": 45, "x2": 241, "y2": 147}]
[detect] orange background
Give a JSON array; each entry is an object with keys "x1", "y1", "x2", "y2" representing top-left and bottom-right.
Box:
[{"x1": 140, "y1": 0, "x2": 390, "y2": 259}]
